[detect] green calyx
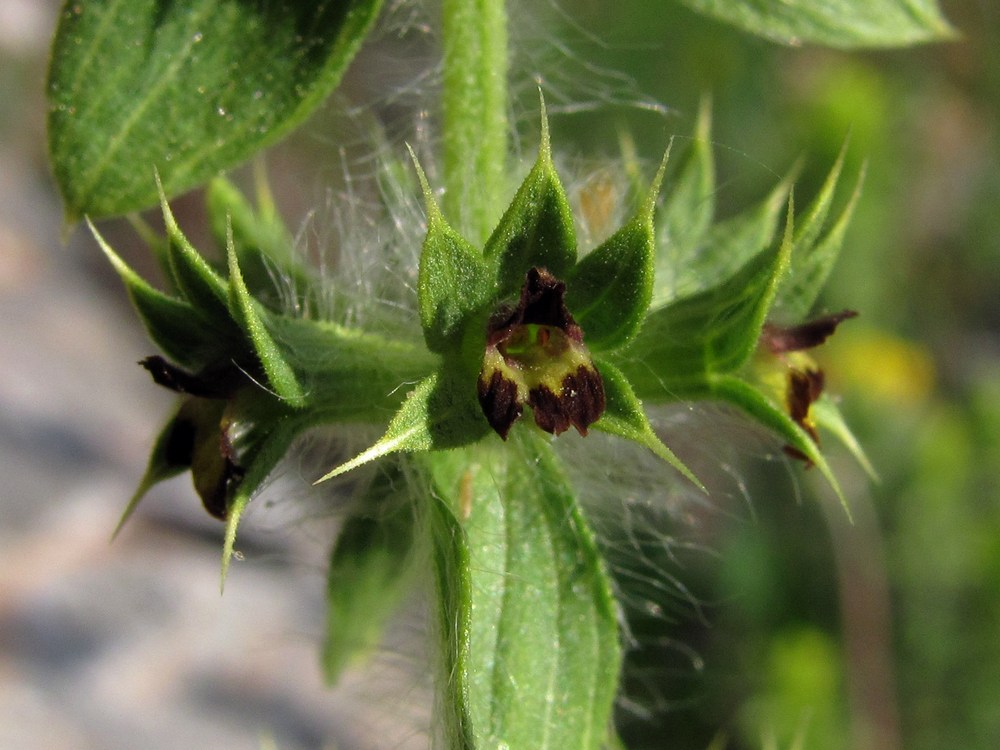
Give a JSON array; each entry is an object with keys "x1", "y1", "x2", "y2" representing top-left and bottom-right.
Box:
[
  {"x1": 319, "y1": 101, "x2": 700, "y2": 488},
  {"x1": 95, "y1": 182, "x2": 434, "y2": 581}
]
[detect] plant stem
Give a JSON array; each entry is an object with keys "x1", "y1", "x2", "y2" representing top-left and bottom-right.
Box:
[
  {"x1": 270, "y1": 316, "x2": 437, "y2": 422},
  {"x1": 441, "y1": 0, "x2": 508, "y2": 245}
]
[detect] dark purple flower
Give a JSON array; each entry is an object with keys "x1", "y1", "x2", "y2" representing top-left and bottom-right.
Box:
[{"x1": 478, "y1": 267, "x2": 605, "y2": 439}]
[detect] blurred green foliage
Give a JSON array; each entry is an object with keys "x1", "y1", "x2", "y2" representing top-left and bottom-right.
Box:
[{"x1": 546, "y1": 2, "x2": 1000, "y2": 749}]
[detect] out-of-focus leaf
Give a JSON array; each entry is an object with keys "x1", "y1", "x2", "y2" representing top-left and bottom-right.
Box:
[
  {"x1": 424, "y1": 437, "x2": 620, "y2": 749},
  {"x1": 794, "y1": 142, "x2": 849, "y2": 259},
  {"x1": 206, "y1": 175, "x2": 311, "y2": 310},
  {"x1": 777, "y1": 161, "x2": 867, "y2": 321},
  {"x1": 677, "y1": 0, "x2": 955, "y2": 48},
  {"x1": 48, "y1": 0, "x2": 384, "y2": 220},
  {"x1": 812, "y1": 394, "x2": 879, "y2": 481},
  {"x1": 659, "y1": 165, "x2": 796, "y2": 305},
  {"x1": 322, "y1": 466, "x2": 417, "y2": 684},
  {"x1": 653, "y1": 97, "x2": 715, "y2": 305}
]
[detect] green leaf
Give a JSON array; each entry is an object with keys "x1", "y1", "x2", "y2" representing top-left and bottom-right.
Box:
[
  {"x1": 485, "y1": 110, "x2": 577, "y2": 298},
  {"x1": 593, "y1": 358, "x2": 705, "y2": 491},
  {"x1": 619, "y1": 198, "x2": 794, "y2": 398},
  {"x1": 424, "y1": 437, "x2": 621, "y2": 750},
  {"x1": 112, "y1": 401, "x2": 192, "y2": 538},
  {"x1": 777, "y1": 161, "x2": 867, "y2": 321},
  {"x1": 314, "y1": 370, "x2": 488, "y2": 483},
  {"x1": 677, "y1": 0, "x2": 955, "y2": 49},
  {"x1": 653, "y1": 97, "x2": 715, "y2": 305},
  {"x1": 315, "y1": 375, "x2": 437, "y2": 481},
  {"x1": 322, "y1": 466, "x2": 417, "y2": 684},
  {"x1": 221, "y1": 420, "x2": 301, "y2": 587},
  {"x1": 125, "y1": 214, "x2": 177, "y2": 295},
  {"x1": 226, "y1": 229, "x2": 306, "y2": 408},
  {"x1": 412, "y1": 152, "x2": 493, "y2": 354},
  {"x1": 707, "y1": 374, "x2": 850, "y2": 517},
  {"x1": 813, "y1": 394, "x2": 879, "y2": 481},
  {"x1": 265, "y1": 315, "x2": 437, "y2": 424},
  {"x1": 48, "y1": 0, "x2": 384, "y2": 220},
  {"x1": 425, "y1": 478, "x2": 476, "y2": 750},
  {"x1": 657, "y1": 162, "x2": 796, "y2": 305},
  {"x1": 90, "y1": 219, "x2": 222, "y2": 369},
  {"x1": 206, "y1": 175, "x2": 312, "y2": 310},
  {"x1": 567, "y1": 148, "x2": 667, "y2": 351},
  {"x1": 160, "y1": 188, "x2": 231, "y2": 322}
]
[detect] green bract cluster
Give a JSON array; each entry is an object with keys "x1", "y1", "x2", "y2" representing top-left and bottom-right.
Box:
[
  {"x1": 314, "y1": 103, "x2": 872, "y2": 509},
  {"x1": 93, "y1": 103, "x2": 871, "y2": 749},
  {"x1": 316, "y1": 109, "x2": 700, "y2": 489},
  {"x1": 96, "y1": 102, "x2": 871, "y2": 574},
  {"x1": 92, "y1": 175, "x2": 436, "y2": 577}
]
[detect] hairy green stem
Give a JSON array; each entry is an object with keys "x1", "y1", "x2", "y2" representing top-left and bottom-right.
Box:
[
  {"x1": 441, "y1": 0, "x2": 508, "y2": 244},
  {"x1": 271, "y1": 316, "x2": 437, "y2": 422}
]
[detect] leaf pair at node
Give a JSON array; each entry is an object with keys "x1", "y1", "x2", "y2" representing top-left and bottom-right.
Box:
[{"x1": 614, "y1": 103, "x2": 873, "y2": 511}]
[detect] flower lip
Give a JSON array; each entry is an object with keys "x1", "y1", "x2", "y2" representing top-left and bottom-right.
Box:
[
  {"x1": 478, "y1": 267, "x2": 605, "y2": 439},
  {"x1": 486, "y1": 267, "x2": 583, "y2": 346},
  {"x1": 761, "y1": 309, "x2": 857, "y2": 355},
  {"x1": 528, "y1": 365, "x2": 606, "y2": 437}
]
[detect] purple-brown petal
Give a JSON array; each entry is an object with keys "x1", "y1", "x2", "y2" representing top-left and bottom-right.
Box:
[
  {"x1": 140, "y1": 355, "x2": 240, "y2": 398},
  {"x1": 761, "y1": 310, "x2": 858, "y2": 354},
  {"x1": 528, "y1": 364, "x2": 606, "y2": 437},
  {"x1": 783, "y1": 367, "x2": 825, "y2": 467},
  {"x1": 563, "y1": 364, "x2": 606, "y2": 435},
  {"x1": 478, "y1": 367, "x2": 523, "y2": 440},
  {"x1": 163, "y1": 413, "x2": 197, "y2": 468},
  {"x1": 486, "y1": 267, "x2": 583, "y2": 345},
  {"x1": 529, "y1": 384, "x2": 571, "y2": 435},
  {"x1": 787, "y1": 367, "x2": 824, "y2": 435}
]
